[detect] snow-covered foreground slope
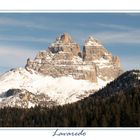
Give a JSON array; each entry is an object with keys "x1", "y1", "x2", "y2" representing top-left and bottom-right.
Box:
[{"x1": 0, "y1": 67, "x2": 110, "y2": 107}]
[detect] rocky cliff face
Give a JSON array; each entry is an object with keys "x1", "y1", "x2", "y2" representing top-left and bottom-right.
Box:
[
  {"x1": 25, "y1": 33, "x2": 122, "y2": 83},
  {"x1": 0, "y1": 33, "x2": 123, "y2": 108},
  {"x1": 0, "y1": 89, "x2": 57, "y2": 108}
]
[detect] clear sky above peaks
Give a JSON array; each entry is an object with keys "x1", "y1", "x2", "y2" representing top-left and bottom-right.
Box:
[{"x1": 0, "y1": 13, "x2": 140, "y2": 73}]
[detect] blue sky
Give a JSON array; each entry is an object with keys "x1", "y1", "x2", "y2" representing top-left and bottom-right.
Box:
[{"x1": 0, "y1": 13, "x2": 140, "y2": 73}]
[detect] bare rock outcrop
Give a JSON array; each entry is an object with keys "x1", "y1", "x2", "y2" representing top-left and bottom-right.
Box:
[{"x1": 25, "y1": 33, "x2": 122, "y2": 83}]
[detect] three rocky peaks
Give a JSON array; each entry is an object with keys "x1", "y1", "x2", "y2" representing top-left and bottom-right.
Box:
[
  {"x1": 0, "y1": 33, "x2": 123, "y2": 108},
  {"x1": 25, "y1": 33, "x2": 122, "y2": 83}
]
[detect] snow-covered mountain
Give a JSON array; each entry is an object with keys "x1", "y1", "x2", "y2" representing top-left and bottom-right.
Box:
[
  {"x1": 0, "y1": 67, "x2": 109, "y2": 108},
  {"x1": 0, "y1": 33, "x2": 122, "y2": 108}
]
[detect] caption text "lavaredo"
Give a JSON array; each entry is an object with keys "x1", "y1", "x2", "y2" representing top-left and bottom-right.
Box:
[{"x1": 52, "y1": 129, "x2": 86, "y2": 136}]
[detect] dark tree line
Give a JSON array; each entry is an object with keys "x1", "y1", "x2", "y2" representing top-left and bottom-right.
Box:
[
  {"x1": 0, "y1": 70, "x2": 139, "y2": 127},
  {"x1": 0, "y1": 85, "x2": 139, "y2": 127}
]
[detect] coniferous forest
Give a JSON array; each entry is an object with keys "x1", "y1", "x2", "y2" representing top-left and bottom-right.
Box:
[
  {"x1": 0, "y1": 85, "x2": 139, "y2": 127},
  {"x1": 0, "y1": 70, "x2": 139, "y2": 127}
]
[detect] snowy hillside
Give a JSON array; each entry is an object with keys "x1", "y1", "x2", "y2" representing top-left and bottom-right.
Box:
[
  {"x1": 0, "y1": 68, "x2": 110, "y2": 107},
  {"x1": 0, "y1": 33, "x2": 122, "y2": 108}
]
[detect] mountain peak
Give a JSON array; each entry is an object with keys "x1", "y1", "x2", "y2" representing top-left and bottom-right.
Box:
[
  {"x1": 0, "y1": 32, "x2": 123, "y2": 108},
  {"x1": 60, "y1": 33, "x2": 72, "y2": 43},
  {"x1": 25, "y1": 33, "x2": 122, "y2": 82},
  {"x1": 52, "y1": 33, "x2": 74, "y2": 45},
  {"x1": 48, "y1": 33, "x2": 80, "y2": 55},
  {"x1": 83, "y1": 36, "x2": 111, "y2": 62},
  {"x1": 85, "y1": 35, "x2": 103, "y2": 47}
]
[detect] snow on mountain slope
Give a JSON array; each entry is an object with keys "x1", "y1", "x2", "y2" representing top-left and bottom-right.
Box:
[
  {"x1": 0, "y1": 67, "x2": 109, "y2": 106},
  {"x1": 0, "y1": 33, "x2": 122, "y2": 108}
]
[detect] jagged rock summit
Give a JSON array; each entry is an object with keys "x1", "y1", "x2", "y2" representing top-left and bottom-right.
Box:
[
  {"x1": 0, "y1": 33, "x2": 123, "y2": 108},
  {"x1": 25, "y1": 33, "x2": 122, "y2": 82}
]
